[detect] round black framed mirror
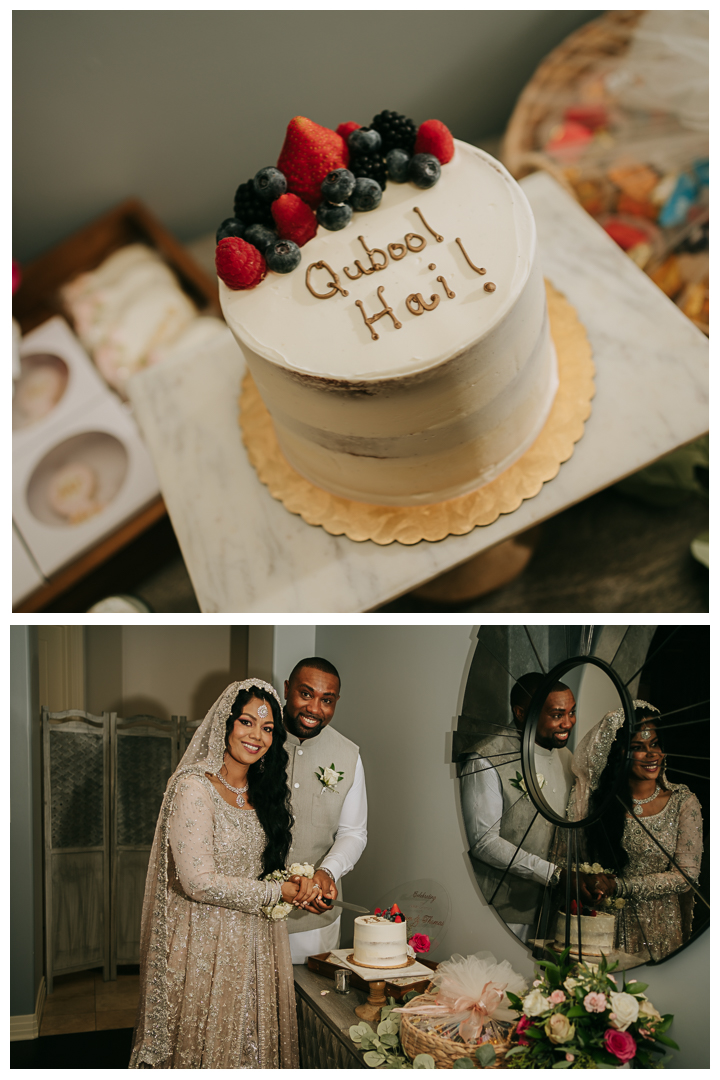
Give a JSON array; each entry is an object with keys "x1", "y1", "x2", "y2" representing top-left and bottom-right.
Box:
[{"x1": 456, "y1": 626, "x2": 709, "y2": 971}]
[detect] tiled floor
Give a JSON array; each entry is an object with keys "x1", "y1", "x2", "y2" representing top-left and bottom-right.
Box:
[{"x1": 40, "y1": 968, "x2": 139, "y2": 1036}]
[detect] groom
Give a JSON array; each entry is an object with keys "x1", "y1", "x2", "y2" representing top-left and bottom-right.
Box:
[
  {"x1": 282, "y1": 657, "x2": 368, "y2": 964},
  {"x1": 459, "y1": 672, "x2": 576, "y2": 943}
]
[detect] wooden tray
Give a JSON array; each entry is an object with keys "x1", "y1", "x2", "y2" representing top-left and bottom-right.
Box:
[
  {"x1": 13, "y1": 196, "x2": 220, "y2": 335},
  {"x1": 307, "y1": 952, "x2": 437, "y2": 998},
  {"x1": 12, "y1": 198, "x2": 219, "y2": 612}
]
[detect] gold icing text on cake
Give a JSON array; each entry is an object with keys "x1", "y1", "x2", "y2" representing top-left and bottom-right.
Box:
[{"x1": 303, "y1": 216, "x2": 496, "y2": 342}]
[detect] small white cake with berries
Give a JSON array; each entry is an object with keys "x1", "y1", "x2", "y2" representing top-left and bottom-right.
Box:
[
  {"x1": 218, "y1": 112, "x2": 557, "y2": 507},
  {"x1": 554, "y1": 909, "x2": 616, "y2": 957},
  {"x1": 353, "y1": 912, "x2": 409, "y2": 969}
]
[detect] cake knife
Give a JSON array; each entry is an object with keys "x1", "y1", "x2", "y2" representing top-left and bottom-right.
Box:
[{"x1": 320, "y1": 899, "x2": 370, "y2": 913}]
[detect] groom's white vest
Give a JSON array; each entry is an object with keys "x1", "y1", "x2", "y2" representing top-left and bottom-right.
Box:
[
  {"x1": 285, "y1": 724, "x2": 359, "y2": 934},
  {"x1": 467, "y1": 733, "x2": 572, "y2": 926}
]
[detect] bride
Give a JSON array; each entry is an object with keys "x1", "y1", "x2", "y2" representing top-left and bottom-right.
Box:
[
  {"x1": 567, "y1": 701, "x2": 703, "y2": 961},
  {"x1": 130, "y1": 679, "x2": 315, "y2": 1068}
]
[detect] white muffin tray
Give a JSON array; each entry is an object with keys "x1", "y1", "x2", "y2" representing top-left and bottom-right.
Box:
[
  {"x1": 12, "y1": 523, "x2": 46, "y2": 606},
  {"x1": 12, "y1": 395, "x2": 160, "y2": 578},
  {"x1": 12, "y1": 315, "x2": 111, "y2": 455}
]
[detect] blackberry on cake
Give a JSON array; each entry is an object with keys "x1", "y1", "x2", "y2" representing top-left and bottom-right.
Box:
[
  {"x1": 348, "y1": 148, "x2": 387, "y2": 191},
  {"x1": 233, "y1": 178, "x2": 275, "y2": 230},
  {"x1": 370, "y1": 109, "x2": 417, "y2": 155}
]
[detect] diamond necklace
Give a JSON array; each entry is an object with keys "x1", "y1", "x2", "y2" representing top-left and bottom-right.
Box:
[
  {"x1": 632, "y1": 783, "x2": 659, "y2": 814},
  {"x1": 216, "y1": 772, "x2": 250, "y2": 807}
]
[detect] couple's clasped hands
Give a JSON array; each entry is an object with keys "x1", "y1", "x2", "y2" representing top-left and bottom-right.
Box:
[
  {"x1": 560, "y1": 869, "x2": 616, "y2": 904},
  {"x1": 281, "y1": 869, "x2": 338, "y2": 912}
]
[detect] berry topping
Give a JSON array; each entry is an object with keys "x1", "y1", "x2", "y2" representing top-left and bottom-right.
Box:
[
  {"x1": 350, "y1": 177, "x2": 382, "y2": 212},
  {"x1": 233, "y1": 179, "x2": 275, "y2": 229},
  {"x1": 347, "y1": 126, "x2": 382, "y2": 155},
  {"x1": 386, "y1": 148, "x2": 411, "y2": 184},
  {"x1": 321, "y1": 168, "x2": 356, "y2": 203},
  {"x1": 317, "y1": 201, "x2": 353, "y2": 231},
  {"x1": 244, "y1": 223, "x2": 278, "y2": 253},
  {"x1": 408, "y1": 153, "x2": 441, "y2": 189},
  {"x1": 349, "y1": 147, "x2": 387, "y2": 191},
  {"x1": 277, "y1": 116, "x2": 350, "y2": 209},
  {"x1": 215, "y1": 237, "x2": 267, "y2": 291},
  {"x1": 370, "y1": 110, "x2": 417, "y2": 155},
  {"x1": 253, "y1": 166, "x2": 287, "y2": 202},
  {"x1": 414, "y1": 119, "x2": 454, "y2": 164},
  {"x1": 336, "y1": 121, "x2": 362, "y2": 143},
  {"x1": 215, "y1": 217, "x2": 245, "y2": 244},
  {"x1": 265, "y1": 238, "x2": 302, "y2": 274},
  {"x1": 271, "y1": 193, "x2": 318, "y2": 247}
]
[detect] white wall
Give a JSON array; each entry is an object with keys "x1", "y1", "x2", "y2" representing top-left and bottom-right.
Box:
[{"x1": 313, "y1": 624, "x2": 709, "y2": 1070}]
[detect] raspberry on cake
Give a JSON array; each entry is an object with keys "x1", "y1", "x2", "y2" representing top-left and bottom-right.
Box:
[{"x1": 215, "y1": 237, "x2": 267, "y2": 291}]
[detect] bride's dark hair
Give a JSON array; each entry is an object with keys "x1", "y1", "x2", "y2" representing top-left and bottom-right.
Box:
[
  {"x1": 225, "y1": 688, "x2": 292, "y2": 877},
  {"x1": 585, "y1": 706, "x2": 662, "y2": 873}
]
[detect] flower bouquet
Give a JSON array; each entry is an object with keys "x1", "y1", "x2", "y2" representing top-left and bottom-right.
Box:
[
  {"x1": 504, "y1": 946, "x2": 678, "y2": 1069},
  {"x1": 261, "y1": 861, "x2": 315, "y2": 921}
]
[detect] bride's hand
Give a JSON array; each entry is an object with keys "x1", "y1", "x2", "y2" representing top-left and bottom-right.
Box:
[{"x1": 284, "y1": 874, "x2": 317, "y2": 908}]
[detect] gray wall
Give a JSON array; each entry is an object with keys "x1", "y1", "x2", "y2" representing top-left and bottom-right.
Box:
[
  {"x1": 10, "y1": 626, "x2": 43, "y2": 1017},
  {"x1": 315, "y1": 624, "x2": 709, "y2": 1070},
  {"x1": 13, "y1": 10, "x2": 600, "y2": 262}
]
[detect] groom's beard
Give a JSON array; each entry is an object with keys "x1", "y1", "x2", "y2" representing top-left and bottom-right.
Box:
[{"x1": 284, "y1": 707, "x2": 325, "y2": 740}]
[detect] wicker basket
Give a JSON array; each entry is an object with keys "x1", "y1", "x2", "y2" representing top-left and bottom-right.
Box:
[
  {"x1": 400, "y1": 1005, "x2": 511, "y2": 1069},
  {"x1": 502, "y1": 10, "x2": 644, "y2": 193}
]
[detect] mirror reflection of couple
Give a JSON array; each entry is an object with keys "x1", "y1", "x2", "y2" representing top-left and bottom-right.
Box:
[
  {"x1": 130, "y1": 661, "x2": 366, "y2": 1069},
  {"x1": 460, "y1": 673, "x2": 703, "y2": 958}
]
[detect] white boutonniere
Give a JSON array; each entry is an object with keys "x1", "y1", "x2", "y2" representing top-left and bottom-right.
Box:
[
  {"x1": 316, "y1": 762, "x2": 344, "y2": 793},
  {"x1": 510, "y1": 770, "x2": 545, "y2": 798}
]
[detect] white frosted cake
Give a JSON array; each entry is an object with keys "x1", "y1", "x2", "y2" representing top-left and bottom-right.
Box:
[
  {"x1": 554, "y1": 911, "x2": 616, "y2": 957},
  {"x1": 220, "y1": 136, "x2": 557, "y2": 507},
  {"x1": 353, "y1": 914, "x2": 408, "y2": 968}
]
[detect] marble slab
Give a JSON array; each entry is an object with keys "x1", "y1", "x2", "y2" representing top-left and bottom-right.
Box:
[{"x1": 127, "y1": 173, "x2": 708, "y2": 613}]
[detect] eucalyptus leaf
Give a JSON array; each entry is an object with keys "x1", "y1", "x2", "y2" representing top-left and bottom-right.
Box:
[
  {"x1": 403, "y1": 990, "x2": 421, "y2": 1003},
  {"x1": 381, "y1": 1034, "x2": 400, "y2": 1047},
  {"x1": 413, "y1": 1053, "x2": 436, "y2": 1068},
  {"x1": 361, "y1": 1036, "x2": 380, "y2": 1051},
  {"x1": 349, "y1": 1025, "x2": 363, "y2": 1042},
  {"x1": 364, "y1": 1051, "x2": 386, "y2": 1068},
  {"x1": 475, "y1": 1044, "x2": 496, "y2": 1067},
  {"x1": 452, "y1": 1057, "x2": 475, "y2": 1068},
  {"x1": 551, "y1": 1061, "x2": 572, "y2": 1069},
  {"x1": 378, "y1": 1019, "x2": 397, "y2": 1036}
]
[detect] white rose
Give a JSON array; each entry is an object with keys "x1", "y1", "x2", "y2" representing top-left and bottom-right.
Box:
[
  {"x1": 564, "y1": 977, "x2": 579, "y2": 992},
  {"x1": 288, "y1": 863, "x2": 305, "y2": 876},
  {"x1": 271, "y1": 902, "x2": 293, "y2": 921},
  {"x1": 323, "y1": 767, "x2": 340, "y2": 786},
  {"x1": 303, "y1": 863, "x2": 315, "y2": 877},
  {"x1": 609, "y1": 991, "x2": 640, "y2": 1031},
  {"x1": 523, "y1": 989, "x2": 550, "y2": 1017}
]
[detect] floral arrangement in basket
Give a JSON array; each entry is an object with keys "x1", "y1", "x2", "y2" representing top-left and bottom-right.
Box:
[
  {"x1": 260, "y1": 862, "x2": 315, "y2": 920},
  {"x1": 350, "y1": 953, "x2": 528, "y2": 1069},
  {"x1": 504, "y1": 946, "x2": 678, "y2": 1069}
]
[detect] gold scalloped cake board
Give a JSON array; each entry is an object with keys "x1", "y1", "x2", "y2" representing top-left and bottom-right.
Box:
[{"x1": 238, "y1": 281, "x2": 595, "y2": 546}]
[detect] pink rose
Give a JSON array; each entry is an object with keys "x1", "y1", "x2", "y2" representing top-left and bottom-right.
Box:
[
  {"x1": 565, "y1": 1053, "x2": 575, "y2": 1062},
  {"x1": 584, "y1": 992, "x2": 608, "y2": 1013},
  {"x1": 604, "y1": 1029, "x2": 637, "y2": 1063},
  {"x1": 408, "y1": 933, "x2": 431, "y2": 954},
  {"x1": 548, "y1": 990, "x2": 566, "y2": 1005}
]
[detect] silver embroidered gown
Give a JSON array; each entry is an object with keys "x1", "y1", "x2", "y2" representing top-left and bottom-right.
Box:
[
  {"x1": 615, "y1": 785, "x2": 702, "y2": 960},
  {"x1": 130, "y1": 774, "x2": 298, "y2": 1069}
]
